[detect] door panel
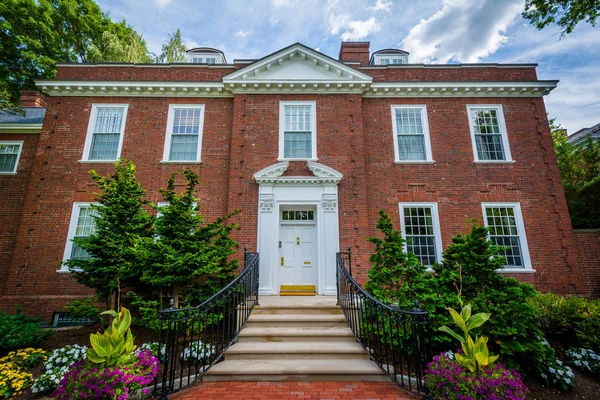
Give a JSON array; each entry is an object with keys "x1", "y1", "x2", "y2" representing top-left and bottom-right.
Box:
[
  {"x1": 279, "y1": 226, "x2": 296, "y2": 285},
  {"x1": 279, "y1": 224, "x2": 317, "y2": 287}
]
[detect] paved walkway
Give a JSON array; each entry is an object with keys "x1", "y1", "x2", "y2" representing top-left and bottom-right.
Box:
[{"x1": 169, "y1": 381, "x2": 420, "y2": 400}]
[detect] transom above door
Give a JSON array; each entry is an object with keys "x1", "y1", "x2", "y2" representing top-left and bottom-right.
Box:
[{"x1": 279, "y1": 207, "x2": 317, "y2": 292}]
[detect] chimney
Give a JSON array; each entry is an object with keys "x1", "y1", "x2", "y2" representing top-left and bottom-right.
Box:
[
  {"x1": 338, "y1": 42, "x2": 370, "y2": 65},
  {"x1": 19, "y1": 90, "x2": 47, "y2": 108}
]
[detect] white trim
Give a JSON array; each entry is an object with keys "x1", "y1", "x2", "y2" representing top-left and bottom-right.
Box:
[
  {"x1": 391, "y1": 105, "x2": 434, "y2": 163},
  {"x1": 81, "y1": 104, "x2": 128, "y2": 162},
  {"x1": 364, "y1": 81, "x2": 557, "y2": 98},
  {"x1": 0, "y1": 140, "x2": 24, "y2": 174},
  {"x1": 278, "y1": 101, "x2": 317, "y2": 161},
  {"x1": 162, "y1": 104, "x2": 205, "y2": 162},
  {"x1": 60, "y1": 202, "x2": 98, "y2": 272},
  {"x1": 398, "y1": 202, "x2": 443, "y2": 266},
  {"x1": 466, "y1": 104, "x2": 512, "y2": 163},
  {"x1": 481, "y1": 202, "x2": 533, "y2": 271},
  {"x1": 0, "y1": 123, "x2": 42, "y2": 133}
]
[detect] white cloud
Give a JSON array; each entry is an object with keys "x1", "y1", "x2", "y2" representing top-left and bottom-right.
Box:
[
  {"x1": 368, "y1": 0, "x2": 392, "y2": 13},
  {"x1": 235, "y1": 30, "x2": 254, "y2": 38},
  {"x1": 272, "y1": 0, "x2": 290, "y2": 8},
  {"x1": 341, "y1": 17, "x2": 381, "y2": 41},
  {"x1": 402, "y1": 0, "x2": 524, "y2": 63},
  {"x1": 328, "y1": 12, "x2": 351, "y2": 35},
  {"x1": 269, "y1": 16, "x2": 279, "y2": 27},
  {"x1": 153, "y1": 0, "x2": 173, "y2": 8}
]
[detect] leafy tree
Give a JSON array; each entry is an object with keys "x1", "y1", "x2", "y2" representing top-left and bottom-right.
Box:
[
  {"x1": 0, "y1": 0, "x2": 150, "y2": 109},
  {"x1": 155, "y1": 29, "x2": 187, "y2": 63},
  {"x1": 136, "y1": 169, "x2": 239, "y2": 309},
  {"x1": 551, "y1": 118, "x2": 600, "y2": 228},
  {"x1": 65, "y1": 159, "x2": 154, "y2": 311},
  {"x1": 523, "y1": 0, "x2": 600, "y2": 36}
]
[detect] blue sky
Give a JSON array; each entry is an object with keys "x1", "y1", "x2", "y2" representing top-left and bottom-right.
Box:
[{"x1": 97, "y1": 0, "x2": 600, "y2": 134}]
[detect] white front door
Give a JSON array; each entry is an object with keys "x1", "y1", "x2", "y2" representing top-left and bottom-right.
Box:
[{"x1": 279, "y1": 224, "x2": 317, "y2": 287}]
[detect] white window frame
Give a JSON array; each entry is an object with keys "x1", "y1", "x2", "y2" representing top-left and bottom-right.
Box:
[
  {"x1": 278, "y1": 101, "x2": 317, "y2": 161},
  {"x1": 0, "y1": 140, "x2": 24, "y2": 174},
  {"x1": 60, "y1": 202, "x2": 98, "y2": 272},
  {"x1": 374, "y1": 54, "x2": 408, "y2": 65},
  {"x1": 398, "y1": 202, "x2": 443, "y2": 266},
  {"x1": 466, "y1": 105, "x2": 513, "y2": 163},
  {"x1": 81, "y1": 104, "x2": 128, "y2": 163},
  {"x1": 162, "y1": 104, "x2": 205, "y2": 163},
  {"x1": 391, "y1": 105, "x2": 434, "y2": 164},
  {"x1": 481, "y1": 202, "x2": 533, "y2": 272}
]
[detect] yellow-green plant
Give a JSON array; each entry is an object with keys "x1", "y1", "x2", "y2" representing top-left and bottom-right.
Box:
[
  {"x1": 87, "y1": 307, "x2": 136, "y2": 367},
  {"x1": 439, "y1": 301, "x2": 499, "y2": 373}
]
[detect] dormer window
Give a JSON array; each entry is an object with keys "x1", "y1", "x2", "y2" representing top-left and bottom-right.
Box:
[
  {"x1": 186, "y1": 48, "x2": 226, "y2": 64},
  {"x1": 370, "y1": 49, "x2": 409, "y2": 65}
]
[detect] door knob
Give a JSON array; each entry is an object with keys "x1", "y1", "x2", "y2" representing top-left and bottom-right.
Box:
[{"x1": 296, "y1": 237, "x2": 300, "y2": 245}]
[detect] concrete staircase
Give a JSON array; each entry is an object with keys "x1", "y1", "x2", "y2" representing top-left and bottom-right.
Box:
[{"x1": 204, "y1": 296, "x2": 386, "y2": 382}]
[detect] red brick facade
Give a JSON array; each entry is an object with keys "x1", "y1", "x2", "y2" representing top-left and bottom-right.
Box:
[
  {"x1": 574, "y1": 230, "x2": 600, "y2": 298},
  {"x1": 0, "y1": 42, "x2": 596, "y2": 321}
]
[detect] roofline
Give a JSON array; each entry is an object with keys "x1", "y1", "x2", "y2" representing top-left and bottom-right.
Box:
[
  {"x1": 361, "y1": 63, "x2": 538, "y2": 69},
  {"x1": 185, "y1": 47, "x2": 227, "y2": 63},
  {"x1": 55, "y1": 62, "x2": 236, "y2": 69},
  {"x1": 0, "y1": 123, "x2": 43, "y2": 133}
]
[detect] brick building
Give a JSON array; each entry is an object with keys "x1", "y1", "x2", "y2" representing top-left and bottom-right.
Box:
[{"x1": 0, "y1": 42, "x2": 595, "y2": 321}]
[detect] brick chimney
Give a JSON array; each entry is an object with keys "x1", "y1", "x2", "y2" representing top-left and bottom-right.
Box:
[
  {"x1": 338, "y1": 42, "x2": 370, "y2": 65},
  {"x1": 19, "y1": 90, "x2": 47, "y2": 108}
]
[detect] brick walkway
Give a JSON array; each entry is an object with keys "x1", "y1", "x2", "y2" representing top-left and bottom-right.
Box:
[{"x1": 169, "y1": 381, "x2": 420, "y2": 400}]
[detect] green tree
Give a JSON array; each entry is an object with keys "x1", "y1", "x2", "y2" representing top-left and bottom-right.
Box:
[
  {"x1": 0, "y1": 0, "x2": 150, "y2": 109},
  {"x1": 523, "y1": 0, "x2": 600, "y2": 36},
  {"x1": 136, "y1": 169, "x2": 239, "y2": 309},
  {"x1": 155, "y1": 29, "x2": 187, "y2": 63},
  {"x1": 65, "y1": 159, "x2": 154, "y2": 311},
  {"x1": 551, "y1": 118, "x2": 600, "y2": 228}
]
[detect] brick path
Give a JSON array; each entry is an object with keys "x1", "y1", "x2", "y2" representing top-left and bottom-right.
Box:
[{"x1": 169, "y1": 381, "x2": 420, "y2": 400}]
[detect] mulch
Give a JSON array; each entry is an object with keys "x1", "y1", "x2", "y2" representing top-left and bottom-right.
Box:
[{"x1": 526, "y1": 370, "x2": 599, "y2": 400}]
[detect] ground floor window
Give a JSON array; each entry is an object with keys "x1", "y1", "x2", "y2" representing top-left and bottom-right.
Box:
[
  {"x1": 62, "y1": 203, "x2": 97, "y2": 268},
  {"x1": 399, "y1": 203, "x2": 442, "y2": 266}
]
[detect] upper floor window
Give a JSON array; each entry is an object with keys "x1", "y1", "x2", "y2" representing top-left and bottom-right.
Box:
[
  {"x1": 0, "y1": 141, "x2": 23, "y2": 174},
  {"x1": 82, "y1": 105, "x2": 128, "y2": 162},
  {"x1": 391, "y1": 105, "x2": 433, "y2": 163},
  {"x1": 185, "y1": 49, "x2": 225, "y2": 64},
  {"x1": 62, "y1": 203, "x2": 97, "y2": 268},
  {"x1": 467, "y1": 105, "x2": 512, "y2": 162},
  {"x1": 399, "y1": 203, "x2": 442, "y2": 266},
  {"x1": 162, "y1": 105, "x2": 205, "y2": 162},
  {"x1": 482, "y1": 203, "x2": 532, "y2": 270},
  {"x1": 279, "y1": 101, "x2": 317, "y2": 160}
]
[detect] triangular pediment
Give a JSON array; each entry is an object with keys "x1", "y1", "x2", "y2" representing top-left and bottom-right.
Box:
[{"x1": 223, "y1": 43, "x2": 372, "y2": 88}]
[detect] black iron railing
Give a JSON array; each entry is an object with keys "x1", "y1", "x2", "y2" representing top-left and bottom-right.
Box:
[
  {"x1": 154, "y1": 250, "x2": 259, "y2": 398},
  {"x1": 336, "y1": 248, "x2": 431, "y2": 397}
]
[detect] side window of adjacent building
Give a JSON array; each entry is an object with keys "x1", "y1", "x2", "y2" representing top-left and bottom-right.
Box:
[
  {"x1": 467, "y1": 105, "x2": 512, "y2": 162},
  {"x1": 391, "y1": 105, "x2": 433, "y2": 163},
  {"x1": 481, "y1": 203, "x2": 532, "y2": 270},
  {"x1": 82, "y1": 105, "x2": 128, "y2": 162},
  {"x1": 398, "y1": 203, "x2": 442, "y2": 266},
  {"x1": 62, "y1": 203, "x2": 98, "y2": 269},
  {"x1": 0, "y1": 141, "x2": 23, "y2": 174},
  {"x1": 279, "y1": 101, "x2": 317, "y2": 160},
  {"x1": 163, "y1": 105, "x2": 205, "y2": 162}
]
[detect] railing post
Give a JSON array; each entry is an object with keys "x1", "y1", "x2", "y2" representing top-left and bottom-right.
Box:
[
  {"x1": 336, "y1": 253, "x2": 340, "y2": 306},
  {"x1": 243, "y1": 247, "x2": 248, "y2": 269},
  {"x1": 347, "y1": 246, "x2": 352, "y2": 277}
]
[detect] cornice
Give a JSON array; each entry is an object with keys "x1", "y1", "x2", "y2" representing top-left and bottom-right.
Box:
[{"x1": 0, "y1": 123, "x2": 43, "y2": 133}]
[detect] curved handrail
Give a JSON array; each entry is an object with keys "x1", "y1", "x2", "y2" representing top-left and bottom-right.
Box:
[{"x1": 336, "y1": 250, "x2": 431, "y2": 397}]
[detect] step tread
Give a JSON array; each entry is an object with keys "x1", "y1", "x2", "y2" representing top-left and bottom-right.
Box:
[
  {"x1": 248, "y1": 314, "x2": 345, "y2": 322},
  {"x1": 206, "y1": 359, "x2": 384, "y2": 375},
  {"x1": 226, "y1": 341, "x2": 365, "y2": 354},
  {"x1": 238, "y1": 327, "x2": 354, "y2": 337}
]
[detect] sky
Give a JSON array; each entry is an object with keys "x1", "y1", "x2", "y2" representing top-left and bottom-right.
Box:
[{"x1": 97, "y1": 0, "x2": 600, "y2": 135}]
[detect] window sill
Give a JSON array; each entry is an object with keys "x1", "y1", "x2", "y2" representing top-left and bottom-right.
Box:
[
  {"x1": 0, "y1": 172, "x2": 17, "y2": 175},
  {"x1": 79, "y1": 160, "x2": 118, "y2": 164},
  {"x1": 277, "y1": 158, "x2": 318, "y2": 162},
  {"x1": 160, "y1": 161, "x2": 203, "y2": 164},
  {"x1": 394, "y1": 160, "x2": 435, "y2": 165},
  {"x1": 497, "y1": 268, "x2": 536, "y2": 274},
  {"x1": 57, "y1": 269, "x2": 71, "y2": 274},
  {"x1": 474, "y1": 160, "x2": 515, "y2": 165}
]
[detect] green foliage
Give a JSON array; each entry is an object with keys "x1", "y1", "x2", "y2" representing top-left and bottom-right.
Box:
[
  {"x1": 529, "y1": 293, "x2": 600, "y2": 351},
  {"x1": 551, "y1": 117, "x2": 600, "y2": 228},
  {"x1": 155, "y1": 29, "x2": 187, "y2": 63},
  {"x1": 136, "y1": 169, "x2": 239, "y2": 309},
  {"x1": 0, "y1": 310, "x2": 51, "y2": 354},
  {"x1": 66, "y1": 159, "x2": 154, "y2": 310},
  {"x1": 87, "y1": 307, "x2": 136, "y2": 367},
  {"x1": 523, "y1": 0, "x2": 599, "y2": 36},
  {"x1": 0, "y1": 0, "x2": 151, "y2": 109},
  {"x1": 439, "y1": 302, "x2": 499, "y2": 373},
  {"x1": 65, "y1": 297, "x2": 102, "y2": 324},
  {"x1": 128, "y1": 291, "x2": 163, "y2": 331}
]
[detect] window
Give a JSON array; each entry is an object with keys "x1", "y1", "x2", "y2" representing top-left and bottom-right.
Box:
[
  {"x1": 391, "y1": 105, "x2": 433, "y2": 162},
  {"x1": 282, "y1": 210, "x2": 315, "y2": 221},
  {"x1": 279, "y1": 101, "x2": 317, "y2": 160},
  {"x1": 391, "y1": 59, "x2": 404, "y2": 64},
  {"x1": 62, "y1": 203, "x2": 98, "y2": 269},
  {"x1": 399, "y1": 203, "x2": 442, "y2": 266},
  {"x1": 162, "y1": 105, "x2": 205, "y2": 162},
  {"x1": 0, "y1": 141, "x2": 23, "y2": 174},
  {"x1": 206, "y1": 57, "x2": 216, "y2": 64},
  {"x1": 380, "y1": 58, "x2": 390, "y2": 64},
  {"x1": 82, "y1": 105, "x2": 128, "y2": 162},
  {"x1": 192, "y1": 57, "x2": 202, "y2": 63},
  {"x1": 467, "y1": 105, "x2": 512, "y2": 162},
  {"x1": 482, "y1": 203, "x2": 532, "y2": 270}
]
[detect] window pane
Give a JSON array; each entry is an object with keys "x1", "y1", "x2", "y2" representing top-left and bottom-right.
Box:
[
  {"x1": 0, "y1": 144, "x2": 20, "y2": 172},
  {"x1": 395, "y1": 109, "x2": 426, "y2": 160},
  {"x1": 168, "y1": 108, "x2": 202, "y2": 160},
  {"x1": 485, "y1": 206, "x2": 524, "y2": 267},
  {"x1": 170, "y1": 135, "x2": 199, "y2": 160},
  {"x1": 403, "y1": 206, "x2": 437, "y2": 265},
  {"x1": 284, "y1": 132, "x2": 312, "y2": 159},
  {"x1": 71, "y1": 207, "x2": 96, "y2": 261},
  {"x1": 90, "y1": 107, "x2": 124, "y2": 160},
  {"x1": 475, "y1": 134, "x2": 505, "y2": 160},
  {"x1": 283, "y1": 105, "x2": 312, "y2": 159},
  {"x1": 471, "y1": 109, "x2": 505, "y2": 160}
]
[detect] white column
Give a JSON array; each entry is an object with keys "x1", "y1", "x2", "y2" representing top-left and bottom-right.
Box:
[
  {"x1": 257, "y1": 188, "x2": 276, "y2": 295},
  {"x1": 322, "y1": 185, "x2": 340, "y2": 295}
]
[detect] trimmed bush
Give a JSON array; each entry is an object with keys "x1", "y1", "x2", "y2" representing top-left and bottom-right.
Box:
[{"x1": 0, "y1": 310, "x2": 51, "y2": 355}]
